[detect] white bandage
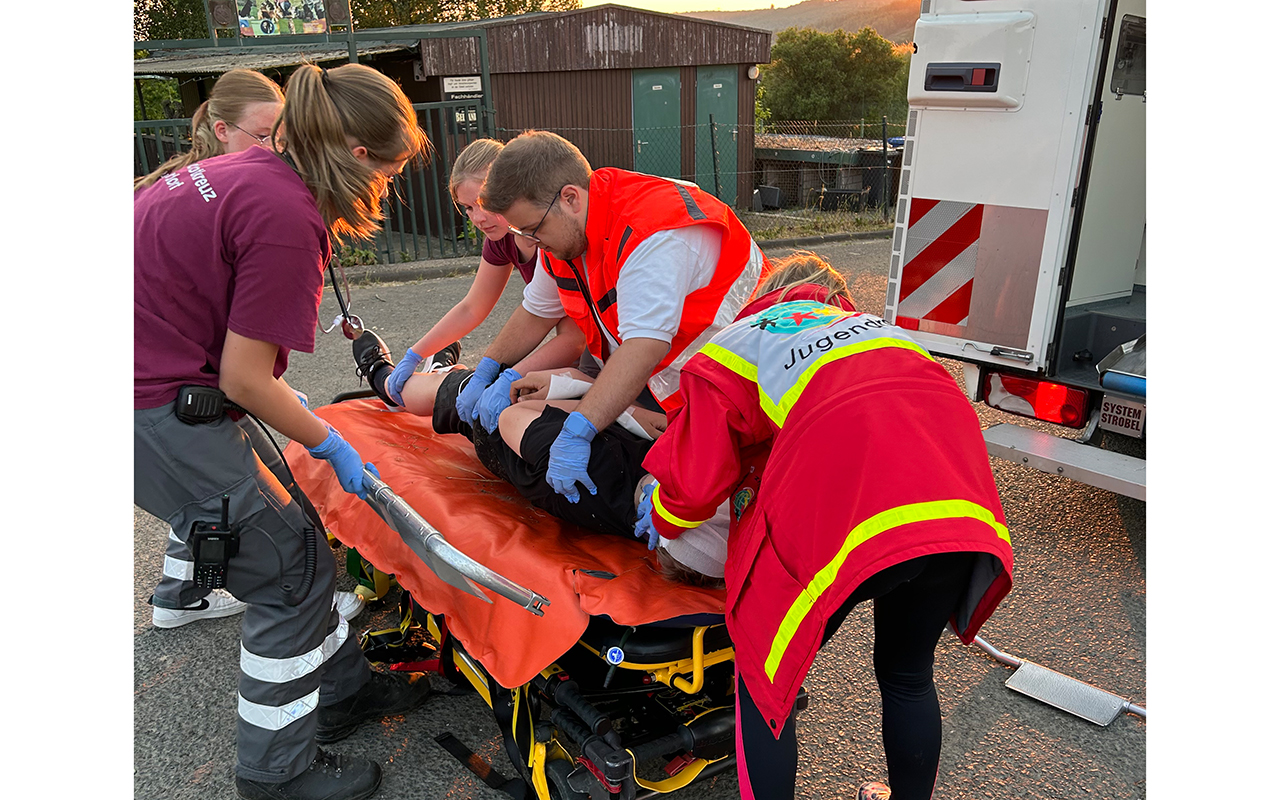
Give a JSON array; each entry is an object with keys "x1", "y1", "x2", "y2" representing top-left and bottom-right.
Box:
[
  {"x1": 545, "y1": 373, "x2": 595, "y2": 401},
  {"x1": 543, "y1": 372, "x2": 653, "y2": 440},
  {"x1": 615, "y1": 410, "x2": 653, "y2": 441}
]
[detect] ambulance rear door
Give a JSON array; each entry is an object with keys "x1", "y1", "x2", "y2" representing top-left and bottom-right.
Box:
[{"x1": 884, "y1": 0, "x2": 1109, "y2": 374}]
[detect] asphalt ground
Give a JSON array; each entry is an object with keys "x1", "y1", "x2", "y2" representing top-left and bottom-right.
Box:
[{"x1": 132, "y1": 236, "x2": 1148, "y2": 800}]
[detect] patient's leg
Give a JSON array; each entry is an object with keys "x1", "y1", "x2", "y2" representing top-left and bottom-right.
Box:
[
  {"x1": 397, "y1": 367, "x2": 464, "y2": 416},
  {"x1": 493, "y1": 402, "x2": 654, "y2": 538},
  {"x1": 498, "y1": 400, "x2": 579, "y2": 454}
]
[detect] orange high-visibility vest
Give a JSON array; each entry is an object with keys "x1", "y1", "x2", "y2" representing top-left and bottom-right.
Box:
[{"x1": 540, "y1": 168, "x2": 768, "y2": 413}]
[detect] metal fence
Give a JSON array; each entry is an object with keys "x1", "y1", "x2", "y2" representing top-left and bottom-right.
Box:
[
  {"x1": 753, "y1": 118, "x2": 906, "y2": 214},
  {"x1": 134, "y1": 111, "x2": 906, "y2": 264}
]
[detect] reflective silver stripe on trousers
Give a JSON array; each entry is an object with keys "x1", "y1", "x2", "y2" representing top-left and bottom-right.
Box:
[
  {"x1": 239, "y1": 615, "x2": 350, "y2": 684},
  {"x1": 648, "y1": 241, "x2": 765, "y2": 402},
  {"x1": 163, "y1": 555, "x2": 194, "y2": 581},
  {"x1": 238, "y1": 688, "x2": 320, "y2": 731},
  {"x1": 163, "y1": 528, "x2": 194, "y2": 580}
]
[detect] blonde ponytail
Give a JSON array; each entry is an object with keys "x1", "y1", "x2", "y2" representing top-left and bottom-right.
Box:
[
  {"x1": 278, "y1": 63, "x2": 430, "y2": 241},
  {"x1": 134, "y1": 69, "x2": 283, "y2": 190}
]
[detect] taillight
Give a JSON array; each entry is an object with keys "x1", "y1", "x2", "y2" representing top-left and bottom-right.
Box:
[{"x1": 982, "y1": 372, "x2": 1089, "y2": 428}]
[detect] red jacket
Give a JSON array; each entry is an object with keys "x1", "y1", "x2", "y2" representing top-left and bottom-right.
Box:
[
  {"x1": 539, "y1": 168, "x2": 768, "y2": 413},
  {"x1": 642, "y1": 286, "x2": 1014, "y2": 733}
]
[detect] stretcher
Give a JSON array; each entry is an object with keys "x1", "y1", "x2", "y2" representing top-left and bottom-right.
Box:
[{"x1": 284, "y1": 396, "x2": 795, "y2": 799}]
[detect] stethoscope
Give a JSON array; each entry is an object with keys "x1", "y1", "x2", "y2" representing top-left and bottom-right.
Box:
[{"x1": 319, "y1": 253, "x2": 364, "y2": 340}]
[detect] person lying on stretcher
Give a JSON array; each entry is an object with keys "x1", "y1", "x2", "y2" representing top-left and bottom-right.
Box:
[{"x1": 351, "y1": 333, "x2": 728, "y2": 589}]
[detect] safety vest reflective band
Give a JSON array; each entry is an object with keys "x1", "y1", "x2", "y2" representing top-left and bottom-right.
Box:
[
  {"x1": 764, "y1": 499, "x2": 1012, "y2": 680},
  {"x1": 699, "y1": 303, "x2": 935, "y2": 429},
  {"x1": 652, "y1": 484, "x2": 707, "y2": 529},
  {"x1": 239, "y1": 615, "x2": 350, "y2": 684},
  {"x1": 238, "y1": 688, "x2": 320, "y2": 731}
]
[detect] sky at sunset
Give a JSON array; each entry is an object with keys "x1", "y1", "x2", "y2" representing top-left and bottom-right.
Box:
[{"x1": 579, "y1": 0, "x2": 802, "y2": 14}]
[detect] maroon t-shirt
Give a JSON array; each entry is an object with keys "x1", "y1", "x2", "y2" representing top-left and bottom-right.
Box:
[
  {"x1": 481, "y1": 232, "x2": 537, "y2": 284},
  {"x1": 134, "y1": 148, "x2": 330, "y2": 409}
]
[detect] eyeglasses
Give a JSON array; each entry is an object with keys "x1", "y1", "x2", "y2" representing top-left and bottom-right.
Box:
[
  {"x1": 507, "y1": 186, "x2": 566, "y2": 244},
  {"x1": 320, "y1": 257, "x2": 365, "y2": 340},
  {"x1": 227, "y1": 120, "x2": 272, "y2": 146}
]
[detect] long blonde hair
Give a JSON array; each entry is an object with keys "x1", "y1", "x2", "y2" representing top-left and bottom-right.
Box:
[
  {"x1": 448, "y1": 138, "x2": 504, "y2": 203},
  {"x1": 756, "y1": 250, "x2": 855, "y2": 308},
  {"x1": 276, "y1": 63, "x2": 431, "y2": 240},
  {"x1": 134, "y1": 69, "x2": 283, "y2": 190}
]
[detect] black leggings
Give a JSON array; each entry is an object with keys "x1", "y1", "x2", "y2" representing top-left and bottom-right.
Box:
[{"x1": 736, "y1": 551, "x2": 977, "y2": 800}]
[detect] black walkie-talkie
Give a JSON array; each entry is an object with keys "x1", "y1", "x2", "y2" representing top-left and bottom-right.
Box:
[{"x1": 191, "y1": 495, "x2": 239, "y2": 589}]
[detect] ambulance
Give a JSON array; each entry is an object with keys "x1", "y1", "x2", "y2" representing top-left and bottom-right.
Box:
[{"x1": 883, "y1": 0, "x2": 1146, "y2": 500}]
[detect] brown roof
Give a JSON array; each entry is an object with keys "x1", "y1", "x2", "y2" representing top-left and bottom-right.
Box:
[{"x1": 133, "y1": 42, "x2": 416, "y2": 77}]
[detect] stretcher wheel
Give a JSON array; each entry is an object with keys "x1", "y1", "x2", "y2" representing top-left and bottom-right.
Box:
[{"x1": 545, "y1": 758, "x2": 588, "y2": 800}]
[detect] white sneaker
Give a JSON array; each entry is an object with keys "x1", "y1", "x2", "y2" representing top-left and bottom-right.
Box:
[
  {"x1": 152, "y1": 589, "x2": 248, "y2": 629},
  {"x1": 334, "y1": 590, "x2": 366, "y2": 621}
]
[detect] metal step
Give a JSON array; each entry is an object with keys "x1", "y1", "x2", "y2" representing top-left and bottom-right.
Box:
[
  {"x1": 970, "y1": 635, "x2": 1146, "y2": 726},
  {"x1": 983, "y1": 423, "x2": 1145, "y2": 501}
]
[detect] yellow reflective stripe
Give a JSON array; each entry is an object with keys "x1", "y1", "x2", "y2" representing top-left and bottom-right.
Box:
[
  {"x1": 699, "y1": 342, "x2": 757, "y2": 381},
  {"x1": 764, "y1": 499, "x2": 1010, "y2": 681},
  {"x1": 700, "y1": 337, "x2": 934, "y2": 429},
  {"x1": 652, "y1": 485, "x2": 705, "y2": 529},
  {"x1": 761, "y1": 338, "x2": 934, "y2": 427}
]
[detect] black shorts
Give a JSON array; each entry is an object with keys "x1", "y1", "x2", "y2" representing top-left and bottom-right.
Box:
[
  {"x1": 431, "y1": 368, "x2": 514, "y2": 485},
  {"x1": 499, "y1": 405, "x2": 654, "y2": 539},
  {"x1": 432, "y1": 369, "x2": 654, "y2": 537}
]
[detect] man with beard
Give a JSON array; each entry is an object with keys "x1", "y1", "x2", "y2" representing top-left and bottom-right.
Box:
[{"x1": 456, "y1": 130, "x2": 770, "y2": 506}]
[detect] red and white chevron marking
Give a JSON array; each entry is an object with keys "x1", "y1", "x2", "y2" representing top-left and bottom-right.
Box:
[{"x1": 897, "y1": 198, "x2": 984, "y2": 326}]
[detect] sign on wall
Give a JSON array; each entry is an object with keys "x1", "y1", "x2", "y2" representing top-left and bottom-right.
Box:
[
  {"x1": 442, "y1": 76, "x2": 484, "y2": 101},
  {"x1": 443, "y1": 76, "x2": 484, "y2": 131},
  {"x1": 238, "y1": 0, "x2": 329, "y2": 37}
]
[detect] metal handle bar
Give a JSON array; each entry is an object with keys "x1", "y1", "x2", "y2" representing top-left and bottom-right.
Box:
[{"x1": 361, "y1": 468, "x2": 550, "y2": 616}]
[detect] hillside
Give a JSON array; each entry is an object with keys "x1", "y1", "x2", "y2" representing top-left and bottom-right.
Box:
[{"x1": 681, "y1": 0, "x2": 920, "y2": 43}]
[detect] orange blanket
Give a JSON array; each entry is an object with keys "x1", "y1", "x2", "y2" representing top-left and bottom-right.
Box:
[{"x1": 283, "y1": 398, "x2": 726, "y2": 688}]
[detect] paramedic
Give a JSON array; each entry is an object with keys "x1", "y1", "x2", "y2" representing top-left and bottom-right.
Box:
[
  {"x1": 137, "y1": 67, "x2": 367, "y2": 629},
  {"x1": 459, "y1": 130, "x2": 771, "y2": 505},
  {"x1": 135, "y1": 64, "x2": 438, "y2": 800},
  {"x1": 635, "y1": 253, "x2": 1015, "y2": 800},
  {"x1": 355, "y1": 137, "x2": 585, "y2": 412}
]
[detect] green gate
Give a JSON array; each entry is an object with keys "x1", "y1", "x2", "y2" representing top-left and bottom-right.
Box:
[
  {"x1": 133, "y1": 99, "x2": 494, "y2": 264},
  {"x1": 694, "y1": 66, "x2": 738, "y2": 205},
  {"x1": 631, "y1": 68, "x2": 681, "y2": 179}
]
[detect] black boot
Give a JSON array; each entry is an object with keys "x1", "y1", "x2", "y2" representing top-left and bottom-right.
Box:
[
  {"x1": 235, "y1": 749, "x2": 381, "y2": 800},
  {"x1": 351, "y1": 331, "x2": 397, "y2": 406},
  {"x1": 426, "y1": 341, "x2": 461, "y2": 372},
  {"x1": 316, "y1": 670, "x2": 436, "y2": 744}
]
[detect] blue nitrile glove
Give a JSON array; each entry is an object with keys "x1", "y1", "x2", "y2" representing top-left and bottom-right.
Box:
[
  {"x1": 634, "y1": 483, "x2": 660, "y2": 550},
  {"x1": 307, "y1": 427, "x2": 378, "y2": 500},
  {"x1": 293, "y1": 389, "x2": 309, "y2": 408},
  {"x1": 456, "y1": 356, "x2": 502, "y2": 425},
  {"x1": 478, "y1": 368, "x2": 522, "y2": 433},
  {"x1": 546, "y1": 411, "x2": 599, "y2": 503},
  {"x1": 387, "y1": 349, "x2": 424, "y2": 407}
]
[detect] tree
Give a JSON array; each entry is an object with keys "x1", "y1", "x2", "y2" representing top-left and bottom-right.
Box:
[
  {"x1": 759, "y1": 26, "x2": 903, "y2": 122},
  {"x1": 353, "y1": 0, "x2": 579, "y2": 27},
  {"x1": 135, "y1": 0, "x2": 581, "y2": 42},
  {"x1": 134, "y1": 0, "x2": 206, "y2": 42}
]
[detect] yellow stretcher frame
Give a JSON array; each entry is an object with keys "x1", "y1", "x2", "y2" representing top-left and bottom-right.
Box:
[{"x1": 419, "y1": 610, "x2": 737, "y2": 798}]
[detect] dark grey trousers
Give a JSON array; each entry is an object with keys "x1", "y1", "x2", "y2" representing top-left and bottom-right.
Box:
[
  {"x1": 135, "y1": 404, "x2": 370, "y2": 783},
  {"x1": 152, "y1": 440, "x2": 326, "y2": 611}
]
